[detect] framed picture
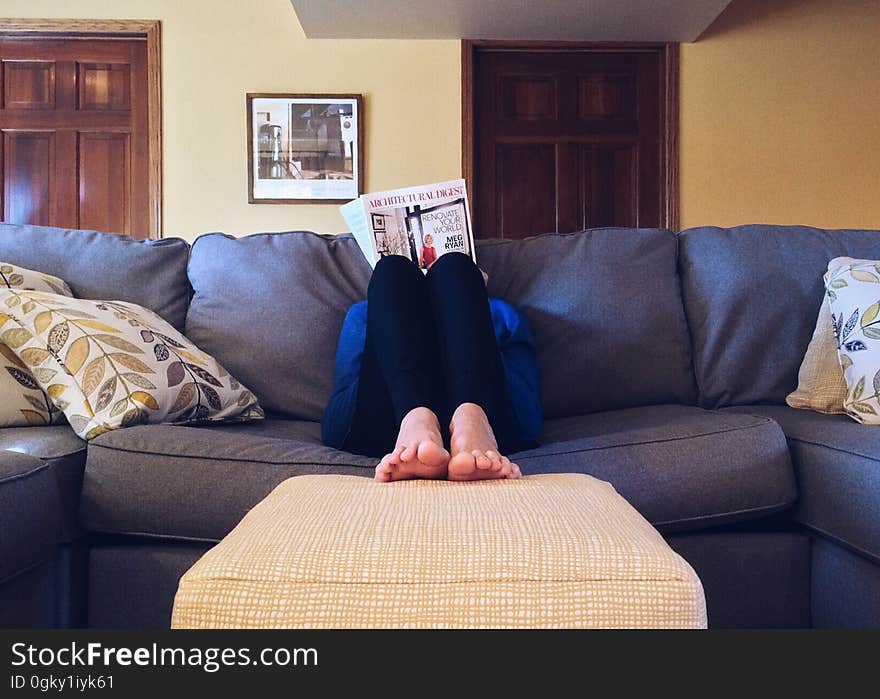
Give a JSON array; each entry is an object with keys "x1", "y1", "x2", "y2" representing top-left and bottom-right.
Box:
[
  {"x1": 246, "y1": 93, "x2": 364, "y2": 203},
  {"x1": 370, "y1": 213, "x2": 385, "y2": 230}
]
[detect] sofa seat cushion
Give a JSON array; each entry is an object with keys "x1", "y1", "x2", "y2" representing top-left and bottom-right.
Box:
[
  {"x1": 0, "y1": 426, "x2": 85, "y2": 542},
  {"x1": 725, "y1": 405, "x2": 880, "y2": 563},
  {"x1": 0, "y1": 450, "x2": 60, "y2": 582},
  {"x1": 81, "y1": 419, "x2": 376, "y2": 542},
  {"x1": 523, "y1": 405, "x2": 796, "y2": 533},
  {"x1": 82, "y1": 406, "x2": 795, "y2": 543}
]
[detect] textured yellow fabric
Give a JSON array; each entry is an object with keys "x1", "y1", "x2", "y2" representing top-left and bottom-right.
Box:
[
  {"x1": 787, "y1": 294, "x2": 848, "y2": 414},
  {"x1": 172, "y1": 474, "x2": 706, "y2": 629}
]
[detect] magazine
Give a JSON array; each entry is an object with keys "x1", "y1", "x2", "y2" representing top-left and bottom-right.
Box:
[{"x1": 340, "y1": 179, "x2": 476, "y2": 270}]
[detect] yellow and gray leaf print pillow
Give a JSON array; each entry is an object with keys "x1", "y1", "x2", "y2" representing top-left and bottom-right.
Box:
[
  {"x1": 0, "y1": 287, "x2": 264, "y2": 439},
  {"x1": 0, "y1": 262, "x2": 73, "y2": 427},
  {"x1": 826, "y1": 256, "x2": 880, "y2": 424}
]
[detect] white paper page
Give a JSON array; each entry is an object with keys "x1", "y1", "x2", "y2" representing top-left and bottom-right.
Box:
[{"x1": 339, "y1": 198, "x2": 376, "y2": 267}]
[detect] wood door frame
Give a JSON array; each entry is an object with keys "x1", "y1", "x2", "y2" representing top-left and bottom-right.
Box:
[
  {"x1": 461, "y1": 40, "x2": 679, "y2": 232},
  {"x1": 0, "y1": 18, "x2": 163, "y2": 237}
]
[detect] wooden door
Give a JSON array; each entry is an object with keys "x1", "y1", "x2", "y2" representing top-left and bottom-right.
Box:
[
  {"x1": 467, "y1": 44, "x2": 676, "y2": 239},
  {"x1": 0, "y1": 38, "x2": 151, "y2": 237}
]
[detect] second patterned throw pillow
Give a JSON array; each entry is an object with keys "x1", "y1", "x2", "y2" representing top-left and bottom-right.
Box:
[
  {"x1": 786, "y1": 293, "x2": 848, "y2": 414},
  {"x1": 825, "y1": 257, "x2": 880, "y2": 424},
  {"x1": 0, "y1": 287, "x2": 263, "y2": 439},
  {"x1": 0, "y1": 262, "x2": 73, "y2": 426}
]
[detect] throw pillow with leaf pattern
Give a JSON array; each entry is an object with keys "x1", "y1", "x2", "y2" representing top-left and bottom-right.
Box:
[
  {"x1": 0, "y1": 262, "x2": 73, "y2": 426},
  {"x1": 825, "y1": 256, "x2": 880, "y2": 424},
  {"x1": 0, "y1": 287, "x2": 263, "y2": 440}
]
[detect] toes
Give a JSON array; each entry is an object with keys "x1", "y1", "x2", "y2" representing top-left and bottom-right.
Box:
[
  {"x1": 473, "y1": 450, "x2": 492, "y2": 470},
  {"x1": 374, "y1": 463, "x2": 392, "y2": 482},
  {"x1": 508, "y1": 461, "x2": 522, "y2": 479},
  {"x1": 375, "y1": 447, "x2": 405, "y2": 481},
  {"x1": 399, "y1": 444, "x2": 416, "y2": 462},
  {"x1": 485, "y1": 450, "x2": 502, "y2": 471},
  {"x1": 497, "y1": 457, "x2": 511, "y2": 477}
]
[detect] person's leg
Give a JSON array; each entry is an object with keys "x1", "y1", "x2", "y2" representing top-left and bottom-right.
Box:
[
  {"x1": 357, "y1": 255, "x2": 450, "y2": 481},
  {"x1": 425, "y1": 252, "x2": 523, "y2": 480},
  {"x1": 340, "y1": 334, "x2": 398, "y2": 459}
]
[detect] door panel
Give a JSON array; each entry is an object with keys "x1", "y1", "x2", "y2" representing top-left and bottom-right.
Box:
[
  {"x1": 496, "y1": 143, "x2": 556, "y2": 239},
  {"x1": 577, "y1": 74, "x2": 636, "y2": 119},
  {"x1": 3, "y1": 61, "x2": 55, "y2": 109},
  {"x1": 78, "y1": 63, "x2": 131, "y2": 111},
  {"x1": 472, "y1": 45, "x2": 672, "y2": 239},
  {"x1": 79, "y1": 132, "x2": 130, "y2": 234},
  {"x1": 3, "y1": 130, "x2": 53, "y2": 225},
  {"x1": 583, "y1": 144, "x2": 637, "y2": 229},
  {"x1": 500, "y1": 76, "x2": 557, "y2": 120},
  {"x1": 0, "y1": 38, "x2": 149, "y2": 236}
]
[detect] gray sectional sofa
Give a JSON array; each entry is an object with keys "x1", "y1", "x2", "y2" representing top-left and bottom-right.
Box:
[{"x1": 1, "y1": 222, "x2": 877, "y2": 629}]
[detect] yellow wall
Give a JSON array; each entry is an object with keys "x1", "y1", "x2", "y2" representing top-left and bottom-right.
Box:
[
  {"x1": 1, "y1": 0, "x2": 461, "y2": 239},
  {"x1": 680, "y1": 0, "x2": 880, "y2": 229},
  {"x1": 3, "y1": 0, "x2": 878, "y2": 237}
]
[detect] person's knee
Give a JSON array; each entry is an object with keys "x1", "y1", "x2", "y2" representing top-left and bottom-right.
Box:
[
  {"x1": 374, "y1": 253, "x2": 418, "y2": 275},
  {"x1": 370, "y1": 255, "x2": 423, "y2": 286},
  {"x1": 426, "y1": 251, "x2": 478, "y2": 282}
]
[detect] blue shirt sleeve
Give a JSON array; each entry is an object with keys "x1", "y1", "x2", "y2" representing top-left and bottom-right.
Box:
[
  {"x1": 322, "y1": 298, "x2": 542, "y2": 448},
  {"x1": 489, "y1": 298, "x2": 542, "y2": 443},
  {"x1": 321, "y1": 301, "x2": 368, "y2": 448}
]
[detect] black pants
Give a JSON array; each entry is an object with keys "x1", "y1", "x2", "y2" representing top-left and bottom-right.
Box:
[{"x1": 343, "y1": 252, "x2": 525, "y2": 458}]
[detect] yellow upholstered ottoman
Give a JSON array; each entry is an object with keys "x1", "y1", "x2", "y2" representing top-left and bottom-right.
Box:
[{"x1": 171, "y1": 474, "x2": 706, "y2": 629}]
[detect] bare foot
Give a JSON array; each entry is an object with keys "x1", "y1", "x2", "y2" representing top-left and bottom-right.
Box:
[
  {"x1": 447, "y1": 403, "x2": 522, "y2": 481},
  {"x1": 375, "y1": 407, "x2": 450, "y2": 482}
]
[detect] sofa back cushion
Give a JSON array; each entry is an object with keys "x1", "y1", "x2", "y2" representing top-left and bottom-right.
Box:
[
  {"x1": 186, "y1": 232, "x2": 370, "y2": 421},
  {"x1": 678, "y1": 225, "x2": 880, "y2": 408},
  {"x1": 187, "y1": 228, "x2": 696, "y2": 422},
  {"x1": 0, "y1": 224, "x2": 191, "y2": 331},
  {"x1": 478, "y1": 229, "x2": 697, "y2": 418}
]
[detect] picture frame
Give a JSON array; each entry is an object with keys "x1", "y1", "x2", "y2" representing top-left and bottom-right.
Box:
[{"x1": 246, "y1": 93, "x2": 364, "y2": 204}]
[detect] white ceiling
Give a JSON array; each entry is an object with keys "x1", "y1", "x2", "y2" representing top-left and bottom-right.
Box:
[{"x1": 290, "y1": 0, "x2": 733, "y2": 42}]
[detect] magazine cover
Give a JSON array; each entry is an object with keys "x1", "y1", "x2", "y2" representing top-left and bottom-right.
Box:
[{"x1": 340, "y1": 179, "x2": 476, "y2": 270}]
